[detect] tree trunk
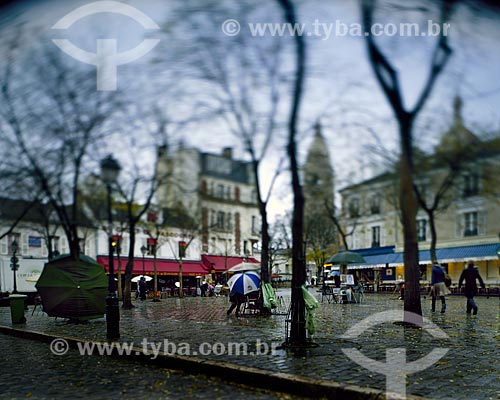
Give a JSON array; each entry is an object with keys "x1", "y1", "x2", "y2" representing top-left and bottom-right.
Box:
[
  {"x1": 122, "y1": 222, "x2": 135, "y2": 309},
  {"x1": 429, "y1": 211, "x2": 438, "y2": 264},
  {"x1": 260, "y1": 201, "x2": 270, "y2": 283},
  {"x1": 400, "y1": 118, "x2": 422, "y2": 320},
  {"x1": 278, "y1": 0, "x2": 307, "y2": 345}
]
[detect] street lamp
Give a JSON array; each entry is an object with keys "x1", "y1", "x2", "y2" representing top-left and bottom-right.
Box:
[
  {"x1": 100, "y1": 154, "x2": 121, "y2": 340},
  {"x1": 10, "y1": 240, "x2": 19, "y2": 294},
  {"x1": 140, "y1": 245, "x2": 147, "y2": 277}
]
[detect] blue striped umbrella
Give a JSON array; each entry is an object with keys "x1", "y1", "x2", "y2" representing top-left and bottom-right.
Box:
[{"x1": 227, "y1": 271, "x2": 260, "y2": 295}]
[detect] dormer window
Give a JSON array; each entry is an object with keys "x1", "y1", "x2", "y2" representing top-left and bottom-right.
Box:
[
  {"x1": 463, "y1": 172, "x2": 479, "y2": 197},
  {"x1": 348, "y1": 198, "x2": 360, "y2": 218},
  {"x1": 370, "y1": 195, "x2": 381, "y2": 215}
]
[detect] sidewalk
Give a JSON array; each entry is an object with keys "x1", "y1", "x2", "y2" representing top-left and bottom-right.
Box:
[{"x1": 0, "y1": 290, "x2": 498, "y2": 399}]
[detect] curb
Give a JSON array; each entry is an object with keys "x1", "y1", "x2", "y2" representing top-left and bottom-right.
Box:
[{"x1": 0, "y1": 325, "x2": 427, "y2": 400}]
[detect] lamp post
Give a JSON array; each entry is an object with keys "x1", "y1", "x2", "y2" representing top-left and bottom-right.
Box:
[
  {"x1": 140, "y1": 245, "x2": 147, "y2": 277},
  {"x1": 100, "y1": 154, "x2": 121, "y2": 340},
  {"x1": 178, "y1": 241, "x2": 187, "y2": 298},
  {"x1": 112, "y1": 234, "x2": 122, "y2": 300},
  {"x1": 10, "y1": 240, "x2": 19, "y2": 294},
  {"x1": 146, "y1": 238, "x2": 159, "y2": 302}
]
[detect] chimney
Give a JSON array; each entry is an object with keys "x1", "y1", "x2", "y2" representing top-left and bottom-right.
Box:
[{"x1": 222, "y1": 147, "x2": 233, "y2": 159}]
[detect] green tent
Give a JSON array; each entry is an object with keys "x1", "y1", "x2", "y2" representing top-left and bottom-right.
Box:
[{"x1": 35, "y1": 255, "x2": 107, "y2": 321}]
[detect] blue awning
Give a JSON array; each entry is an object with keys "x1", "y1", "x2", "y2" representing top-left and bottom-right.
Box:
[
  {"x1": 347, "y1": 243, "x2": 500, "y2": 269},
  {"x1": 432, "y1": 243, "x2": 500, "y2": 263}
]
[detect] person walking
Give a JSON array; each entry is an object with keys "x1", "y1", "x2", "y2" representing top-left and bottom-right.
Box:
[
  {"x1": 227, "y1": 291, "x2": 245, "y2": 316},
  {"x1": 430, "y1": 263, "x2": 450, "y2": 313},
  {"x1": 458, "y1": 260, "x2": 486, "y2": 315}
]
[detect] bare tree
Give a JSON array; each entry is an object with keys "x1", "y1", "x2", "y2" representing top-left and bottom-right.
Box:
[
  {"x1": 0, "y1": 36, "x2": 116, "y2": 260},
  {"x1": 170, "y1": 1, "x2": 289, "y2": 290},
  {"x1": 361, "y1": 0, "x2": 453, "y2": 318},
  {"x1": 276, "y1": 0, "x2": 308, "y2": 345}
]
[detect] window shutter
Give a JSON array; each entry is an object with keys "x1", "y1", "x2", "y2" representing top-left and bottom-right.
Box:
[
  {"x1": 41, "y1": 242, "x2": 48, "y2": 257},
  {"x1": 456, "y1": 214, "x2": 463, "y2": 237},
  {"x1": 21, "y1": 233, "x2": 29, "y2": 255},
  {"x1": 478, "y1": 211, "x2": 486, "y2": 235},
  {"x1": 61, "y1": 237, "x2": 68, "y2": 254},
  {"x1": 121, "y1": 237, "x2": 129, "y2": 256},
  {"x1": 0, "y1": 237, "x2": 7, "y2": 255}
]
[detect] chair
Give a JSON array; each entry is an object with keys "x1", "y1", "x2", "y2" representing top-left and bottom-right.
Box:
[
  {"x1": 321, "y1": 286, "x2": 334, "y2": 303},
  {"x1": 332, "y1": 288, "x2": 344, "y2": 304},
  {"x1": 242, "y1": 291, "x2": 260, "y2": 315},
  {"x1": 214, "y1": 284, "x2": 223, "y2": 297}
]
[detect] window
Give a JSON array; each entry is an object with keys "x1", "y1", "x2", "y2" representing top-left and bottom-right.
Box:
[
  {"x1": 0, "y1": 237, "x2": 7, "y2": 255},
  {"x1": 60, "y1": 237, "x2": 68, "y2": 254},
  {"x1": 79, "y1": 238, "x2": 86, "y2": 254},
  {"x1": 216, "y1": 184, "x2": 224, "y2": 198},
  {"x1": 200, "y1": 180, "x2": 207, "y2": 194},
  {"x1": 226, "y1": 213, "x2": 232, "y2": 231},
  {"x1": 464, "y1": 212, "x2": 478, "y2": 236},
  {"x1": 251, "y1": 216, "x2": 259, "y2": 235},
  {"x1": 463, "y1": 172, "x2": 479, "y2": 197},
  {"x1": 371, "y1": 226, "x2": 380, "y2": 248},
  {"x1": 348, "y1": 198, "x2": 360, "y2": 218},
  {"x1": 52, "y1": 236, "x2": 60, "y2": 255},
  {"x1": 251, "y1": 190, "x2": 257, "y2": 203},
  {"x1": 217, "y1": 211, "x2": 225, "y2": 229},
  {"x1": 417, "y1": 219, "x2": 427, "y2": 241},
  {"x1": 370, "y1": 195, "x2": 381, "y2": 215},
  {"x1": 210, "y1": 210, "x2": 216, "y2": 227},
  {"x1": 415, "y1": 183, "x2": 427, "y2": 203}
]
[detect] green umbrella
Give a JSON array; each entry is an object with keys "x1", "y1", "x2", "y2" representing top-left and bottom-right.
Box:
[
  {"x1": 35, "y1": 255, "x2": 107, "y2": 321},
  {"x1": 326, "y1": 251, "x2": 366, "y2": 265}
]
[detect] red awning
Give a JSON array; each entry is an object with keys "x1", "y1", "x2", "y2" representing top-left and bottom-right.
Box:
[
  {"x1": 201, "y1": 254, "x2": 260, "y2": 272},
  {"x1": 97, "y1": 256, "x2": 210, "y2": 276}
]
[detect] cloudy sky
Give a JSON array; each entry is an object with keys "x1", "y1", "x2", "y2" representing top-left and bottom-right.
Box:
[{"x1": 1, "y1": 0, "x2": 499, "y2": 218}]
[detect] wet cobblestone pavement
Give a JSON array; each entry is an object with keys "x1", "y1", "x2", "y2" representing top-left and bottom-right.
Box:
[
  {"x1": 0, "y1": 334, "x2": 293, "y2": 400},
  {"x1": 1, "y1": 290, "x2": 498, "y2": 399}
]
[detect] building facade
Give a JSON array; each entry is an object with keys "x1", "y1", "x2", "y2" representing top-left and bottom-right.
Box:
[
  {"x1": 157, "y1": 145, "x2": 261, "y2": 258},
  {"x1": 339, "y1": 99, "x2": 500, "y2": 287}
]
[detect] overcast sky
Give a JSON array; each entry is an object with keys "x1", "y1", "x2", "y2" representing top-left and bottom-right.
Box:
[{"x1": 1, "y1": 0, "x2": 499, "y2": 219}]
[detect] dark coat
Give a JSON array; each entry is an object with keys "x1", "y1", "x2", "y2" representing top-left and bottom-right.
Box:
[
  {"x1": 458, "y1": 266, "x2": 485, "y2": 298},
  {"x1": 229, "y1": 292, "x2": 246, "y2": 304}
]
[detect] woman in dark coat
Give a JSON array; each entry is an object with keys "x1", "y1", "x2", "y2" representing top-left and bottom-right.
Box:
[{"x1": 458, "y1": 261, "x2": 485, "y2": 315}]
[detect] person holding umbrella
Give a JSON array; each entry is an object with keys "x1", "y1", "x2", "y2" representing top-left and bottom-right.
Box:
[{"x1": 226, "y1": 271, "x2": 260, "y2": 316}]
